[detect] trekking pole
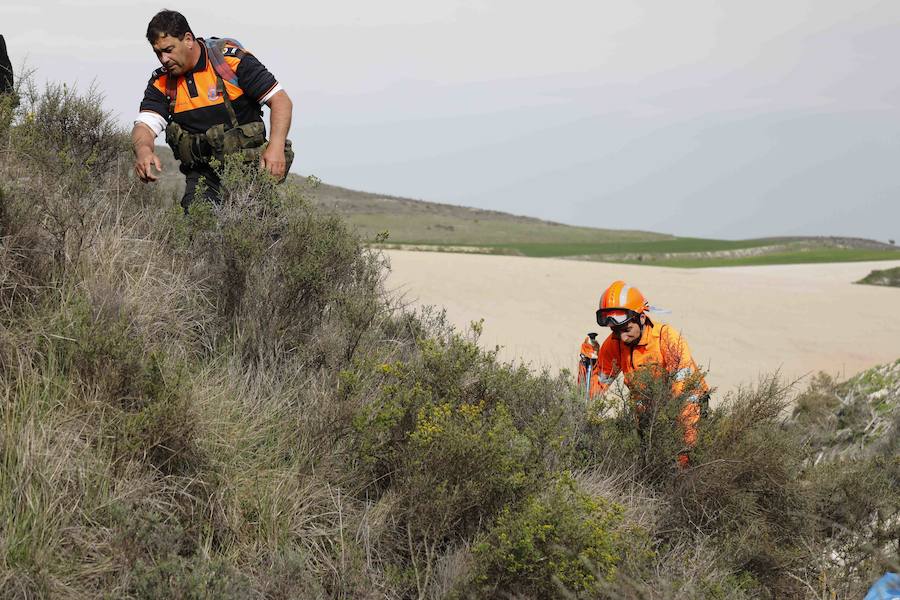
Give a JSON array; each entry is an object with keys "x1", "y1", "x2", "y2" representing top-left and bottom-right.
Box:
[
  {"x1": 582, "y1": 332, "x2": 599, "y2": 403},
  {"x1": 584, "y1": 361, "x2": 593, "y2": 402}
]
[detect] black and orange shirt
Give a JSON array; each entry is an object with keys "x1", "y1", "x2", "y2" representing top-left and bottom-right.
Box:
[{"x1": 136, "y1": 38, "x2": 281, "y2": 136}]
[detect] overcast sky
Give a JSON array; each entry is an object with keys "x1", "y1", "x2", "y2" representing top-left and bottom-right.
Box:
[{"x1": 4, "y1": 0, "x2": 900, "y2": 240}]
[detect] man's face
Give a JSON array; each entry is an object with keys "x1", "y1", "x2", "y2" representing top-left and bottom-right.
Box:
[
  {"x1": 151, "y1": 33, "x2": 196, "y2": 76},
  {"x1": 612, "y1": 317, "x2": 643, "y2": 345}
]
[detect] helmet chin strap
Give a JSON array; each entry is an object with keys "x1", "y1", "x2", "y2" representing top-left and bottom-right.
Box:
[{"x1": 626, "y1": 315, "x2": 647, "y2": 347}]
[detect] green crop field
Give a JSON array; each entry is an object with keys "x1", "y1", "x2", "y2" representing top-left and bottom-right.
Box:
[
  {"x1": 486, "y1": 237, "x2": 791, "y2": 258},
  {"x1": 614, "y1": 248, "x2": 900, "y2": 268},
  {"x1": 378, "y1": 241, "x2": 900, "y2": 267},
  {"x1": 338, "y1": 212, "x2": 668, "y2": 246}
]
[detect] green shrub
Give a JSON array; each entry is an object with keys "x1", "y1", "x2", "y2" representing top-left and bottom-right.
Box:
[
  {"x1": 12, "y1": 81, "x2": 124, "y2": 179},
  {"x1": 35, "y1": 294, "x2": 203, "y2": 476},
  {"x1": 857, "y1": 265, "x2": 900, "y2": 287},
  {"x1": 794, "y1": 366, "x2": 900, "y2": 595},
  {"x1": 805, "y1": 455, "x2": 900, "y2": 573},
  {"x1": 163, "y1": 155, "x2": 385, "y2": 368},
  {"x1": 353, "y1": 325, "x2": 575, "y2": 489},
  {"x1": 114, "y1": 365, "x2": 199, "y2": 476},
  {"x1": 402, "y1": 400, "x2": 532, "y2": 540},
  {"x1": 350, "y1": 330, "x2": 493, "y2": 488},
  {"x1": 467, "y1": 473, "x2": 627, "y2": 598},
  {"x1": 0, "y1": 76, "x2": 131, "y2": 284},
  {"x1": 346, "y1": 324, "x2": 582, "y2": 597},
  {"x1": 129, "y1": 556, "x2": 253, "y2": 600},
  {"x1": 0, "y1": 84, "x2": 18, "y2": 138},
  {"x1": 668, "y1": 376, "x2": 813, "y2": 597},
  {"x1": 578, "y1": 361, "x2": 709, "y2": 482},
  {"x1": 255, "y1": 551, "x2": 327, "y2": 600},
  {"x1": 791, "y1": 362, "x2": 900, "y2": 461}
]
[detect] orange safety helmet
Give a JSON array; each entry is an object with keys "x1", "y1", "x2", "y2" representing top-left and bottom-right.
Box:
[{"x1": 596, "y1": 280, "x2": 650, "y2": 327}]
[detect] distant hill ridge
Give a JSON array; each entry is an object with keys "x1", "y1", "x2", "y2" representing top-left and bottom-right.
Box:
[
  {"x1": 155, "y1": 147, "x2": 900, "y2": 265},
  {"x1": 155, "y1": 145, "x2": 667, "y2": 245}
]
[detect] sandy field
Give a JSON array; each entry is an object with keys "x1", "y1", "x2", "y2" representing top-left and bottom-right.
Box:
[{"x1": 385, "y1": 250, "x2": 900, "y2": 399}]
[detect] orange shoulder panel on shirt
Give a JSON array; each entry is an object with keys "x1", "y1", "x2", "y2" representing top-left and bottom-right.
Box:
[
  {"x1": 175, "y1": 74, "x2": 241, "y2": 113},
  {"x1": 152, "y1": 75, "x2": 167, "y2": 96},
  {"x1": 224, "y1": 53, "x2": 242, "y2": 71},
  {"x1": 169, "y1": 61, "x2": 245, "y2": 115}
]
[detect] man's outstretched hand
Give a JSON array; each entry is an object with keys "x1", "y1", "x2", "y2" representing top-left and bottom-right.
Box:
[
  {"x1": 135, "y1": 148, "x2": 163, "y2": 183},
  {"x1": 260, "y1": 143, "x2": 286, "y2": 180}
]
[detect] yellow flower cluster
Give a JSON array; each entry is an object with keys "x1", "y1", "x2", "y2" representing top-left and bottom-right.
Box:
[
  {"x1": 458, "y1": 400, "x2": 485, "y2": 422},
  {"x1": 413, "y1": 402, "x2": 453, "y2": 444},
  {"x1": 413, "y1": 401, "x2": 487, "y2": 444}
]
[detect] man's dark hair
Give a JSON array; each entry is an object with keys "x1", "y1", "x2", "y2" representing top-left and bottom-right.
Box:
[{"x1": 146, "y1": 10, "x2": 194, "y2": 44}]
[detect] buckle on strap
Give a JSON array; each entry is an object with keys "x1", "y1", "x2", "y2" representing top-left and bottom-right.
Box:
[{"x1": 190, "y1": 133, "x2": 212, "y2": 158}]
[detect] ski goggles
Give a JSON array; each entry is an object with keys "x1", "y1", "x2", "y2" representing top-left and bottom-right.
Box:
[{"x1": 596, "y1": 308, "x2": 640, "y2": 329}]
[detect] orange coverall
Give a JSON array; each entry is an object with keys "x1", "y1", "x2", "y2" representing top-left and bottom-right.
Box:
[{"x1": 579, "y1": 320, "x2": 709, "y2": 464}]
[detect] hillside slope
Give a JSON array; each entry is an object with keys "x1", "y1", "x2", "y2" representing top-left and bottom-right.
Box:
[
  {"x1": 153, "y1": 147, "x2": 900, "y2": 265},
  {"x1": 0, "y1": 84, "x2": 897, "y2": 599},
  {"x1": 793, "y1": 359, "x2": 900, "y2": 461},
  {"x1": 155, "y1": 146, "x2": 669, "y2": 246}
]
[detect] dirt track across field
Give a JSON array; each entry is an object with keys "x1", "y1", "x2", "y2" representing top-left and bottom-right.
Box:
[{"x1": 385, "y1": 250, "x2": 900, "y2": 398}]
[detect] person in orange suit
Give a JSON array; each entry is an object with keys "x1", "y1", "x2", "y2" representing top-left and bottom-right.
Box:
[{"x1": 578, "y1": 280, "x2": 709, "y2": 468}]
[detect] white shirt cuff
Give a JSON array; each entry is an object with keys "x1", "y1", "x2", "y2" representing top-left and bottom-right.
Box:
[
  {"x1": 262, "y1": 83, "x2": 283, "y2": 105},
  {"x1": 134, "y1": 111, "x2": 166, "y2": 137}
]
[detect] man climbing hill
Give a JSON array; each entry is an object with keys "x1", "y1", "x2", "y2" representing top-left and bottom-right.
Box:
[{"x1": 131, "y1": 10, "x2": 294, "y2": 211}]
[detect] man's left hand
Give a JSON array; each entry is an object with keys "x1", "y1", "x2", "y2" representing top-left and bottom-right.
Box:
[{"x1": 260, "y1": 143, "x2": 287, "y2": 180}]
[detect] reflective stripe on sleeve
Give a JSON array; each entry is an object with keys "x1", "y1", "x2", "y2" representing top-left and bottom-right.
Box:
[{"x1": 673, "y1": 367, "x2": 693, "y2": 382}]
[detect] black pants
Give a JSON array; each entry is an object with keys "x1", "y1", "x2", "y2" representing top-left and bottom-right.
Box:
[
  {"x1": 181, "y1": 164, "x2": 223, "y2": 213},
  {"x1": 0, "y1": 35, "x2": 13, "y2": 94}
]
